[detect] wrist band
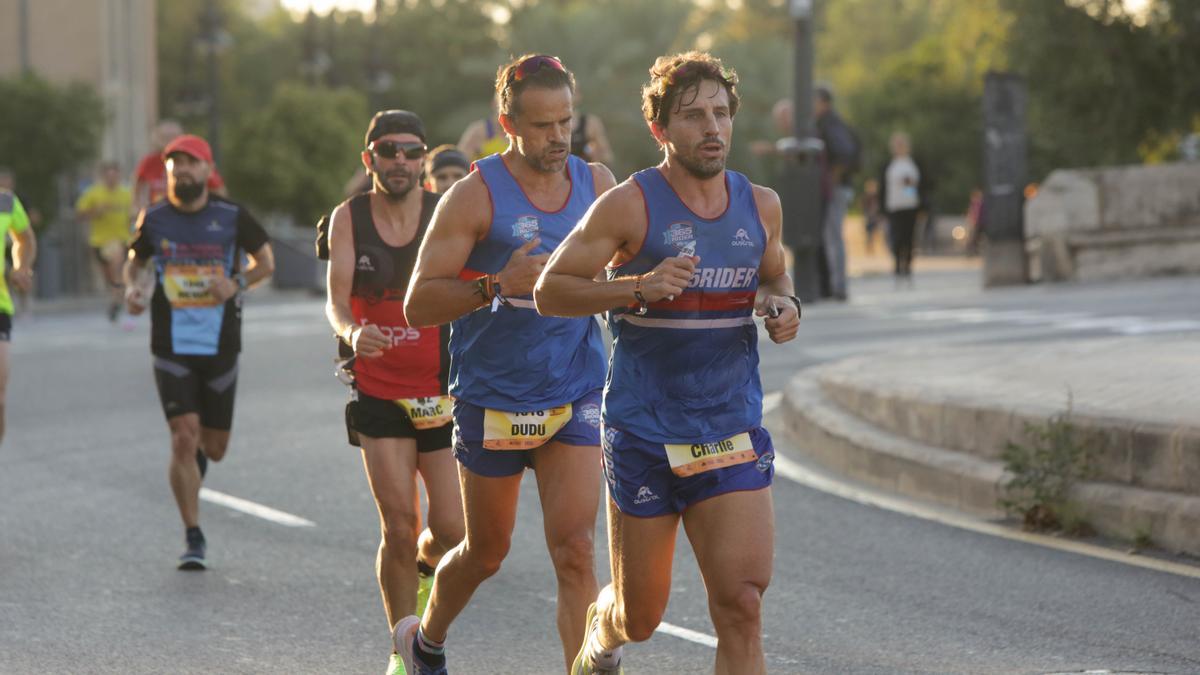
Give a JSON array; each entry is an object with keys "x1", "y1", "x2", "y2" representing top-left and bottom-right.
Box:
[
  {"x1": 633, "y1": 276, "x2": 649, "y2": 315},
  {"x1": 475, "y1": 275, "x2": 491, "y2": 303},
  {"x1": 490, "y1": 274, "x2": 513, "y2": 310}
]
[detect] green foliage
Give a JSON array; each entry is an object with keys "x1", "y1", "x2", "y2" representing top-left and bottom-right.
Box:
[
  {"x1": 223, "y1": 83, "x2": 368, "y2": 226},
  {"x1": 0, "y1": 75, "x2": 105, "y2": 225},
  {"x1": 999, "y1": 400, "x2": 1097, "y2": 533}
]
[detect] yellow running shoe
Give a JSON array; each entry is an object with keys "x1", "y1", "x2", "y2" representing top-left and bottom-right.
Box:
[
  {"x1": 387, "y1": 651, "x2": 407, "y2": 675},
  {"x1": 416, "y1": 572, "x2": 434, "y2": 617},
  {"x1": 571, "y1": 603, "x2": 623, "y2": 674}
]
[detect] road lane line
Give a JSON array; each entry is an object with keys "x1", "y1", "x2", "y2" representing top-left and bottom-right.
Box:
[
  {"x1": 770, "y1": 452, "x2": 1200, "y2": 580},
  {"x1": 200, "y1": 488, "x2": 315, "y2": 527},
  {"x1": 655, "y1": 621, "x2": 718, "y2": 648}
]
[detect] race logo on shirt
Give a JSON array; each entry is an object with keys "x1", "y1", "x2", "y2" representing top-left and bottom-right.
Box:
[
  {"x1": 512, "y1": 215, "x2": 540, "y2": 242},
  {"x1": 663, "y1": 222, "x2": 696, "y2": 255}
]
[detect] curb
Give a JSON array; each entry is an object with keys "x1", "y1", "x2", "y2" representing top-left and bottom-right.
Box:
[{"x1": 779, "y1": 371, "x2": 1200, "y2": 557}]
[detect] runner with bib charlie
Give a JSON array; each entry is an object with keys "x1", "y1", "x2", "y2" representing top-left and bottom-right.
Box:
[
  {"x1": 535, "y1": 52, "x2": 801, "y2": 675},
  {"x1": 399, "y1": 55, "x2": 616, "y2": 675}
]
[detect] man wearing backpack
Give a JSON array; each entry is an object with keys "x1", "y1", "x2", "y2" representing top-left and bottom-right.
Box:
[{"x1": 814, "y1": 86, "x2": 861, "y2": 302}]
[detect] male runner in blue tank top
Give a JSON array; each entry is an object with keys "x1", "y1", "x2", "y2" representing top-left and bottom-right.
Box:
[
  {"x1": 399, "y1": 54, "x2": 616, "y2": 674},
  {"x1": 536, "y1": 51, "x2": 801, "y2": 675}
]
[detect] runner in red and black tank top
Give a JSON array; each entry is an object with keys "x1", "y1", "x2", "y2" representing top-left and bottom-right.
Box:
[{"x1": 346, "y1": 189, "x2": 449, "y2": 400}]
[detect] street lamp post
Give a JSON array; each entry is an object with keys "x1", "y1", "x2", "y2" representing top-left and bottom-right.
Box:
[{"x1": 782, "y1": 0, "x2": 824, "y2": 302}]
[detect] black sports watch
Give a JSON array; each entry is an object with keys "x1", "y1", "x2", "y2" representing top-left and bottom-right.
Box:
[{"x1": 785, "y1": 294, "x2": 802, "y2": 318}]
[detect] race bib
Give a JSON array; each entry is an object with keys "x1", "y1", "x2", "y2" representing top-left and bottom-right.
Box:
[
  {"x1": 394, "y1": 396, "x2": 453, "y2": 430},
  {"x1": 664, "y1": 432, "x2": 756, "y2": 477},
  {"x1": 163, "y1": 263, "x2": 223, "y2": 308},
  {"x1": 483, "y1": 404, "x2": 573, "y2": 450}
]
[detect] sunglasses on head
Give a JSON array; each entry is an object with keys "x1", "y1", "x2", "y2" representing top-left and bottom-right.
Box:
[
  {"x1": 369, "y1": 140, "x2": 427, "y2": 160},
  {"x1": 511, "y1": 55, "x2": 565, "y2": 83}
]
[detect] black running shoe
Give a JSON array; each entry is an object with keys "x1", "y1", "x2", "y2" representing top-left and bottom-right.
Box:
[{"x1": 178, "y1": 529, "x2": 206, "y2": 571}]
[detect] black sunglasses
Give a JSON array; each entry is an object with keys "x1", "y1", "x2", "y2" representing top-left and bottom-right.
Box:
[{"x1": 369, "y1": 140, "x2": 427, "y2": 160}]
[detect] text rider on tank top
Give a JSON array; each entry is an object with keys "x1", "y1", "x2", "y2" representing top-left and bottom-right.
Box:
[
  {"x1": 348, "y1": 190, "x2": 450, "y2": 400},
  {"x1": 605, "y1": 168, "x2": 767, "y2": 444},
  {"x1": 451, "y1": 154, "x2": 606, "y2": 411}
]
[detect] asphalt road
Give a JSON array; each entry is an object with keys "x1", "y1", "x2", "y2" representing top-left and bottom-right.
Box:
[{"x1": 3, "y1": 269, "x2": 1199, "y2": 674}]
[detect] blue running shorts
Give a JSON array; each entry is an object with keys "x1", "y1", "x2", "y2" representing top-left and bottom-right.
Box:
[
  {"x1": 452, "y1": 388, "x2": 602, "y2": 477},
  {"x1": 603, "y1": 425, "x2": 775, "y2": 517}
]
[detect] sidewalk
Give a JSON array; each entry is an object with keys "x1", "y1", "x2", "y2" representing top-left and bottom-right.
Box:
[{"x1": 775, "y1": 334, "x2": 1200, "y2": 556}]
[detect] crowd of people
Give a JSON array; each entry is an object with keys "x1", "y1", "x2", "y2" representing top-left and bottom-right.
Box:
[{"x1": 4, "y1": 50, "x2": 805, "y2": 675}]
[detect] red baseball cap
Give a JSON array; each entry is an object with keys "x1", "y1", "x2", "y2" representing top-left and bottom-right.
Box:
[{"x1": 162, "y1": 134, "x2": 213, "y2": 163}]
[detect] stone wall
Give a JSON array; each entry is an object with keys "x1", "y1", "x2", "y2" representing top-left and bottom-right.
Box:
[{"x1": 1024, "y1": 162, "x2": 1200, "y2": 282}]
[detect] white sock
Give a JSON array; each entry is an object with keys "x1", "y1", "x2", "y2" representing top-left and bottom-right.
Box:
[{"x1": 584, "y1": 633, "x2": 622, "y2": 669}]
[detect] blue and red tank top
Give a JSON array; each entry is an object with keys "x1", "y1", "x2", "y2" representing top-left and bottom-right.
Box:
[
  {"x1": 450, "y1": 154, "x2": 606, "y2": 410},
  {"x1": 604, "y1": 168, "x2": 766, "y2": 443},
  {"x1": 347, "y1": 190, "x2": 449, "y2": 400}
]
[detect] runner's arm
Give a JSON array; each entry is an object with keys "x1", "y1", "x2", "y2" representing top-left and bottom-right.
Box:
[
  {"x1": 535, "y1": 182, "x2": 649, "y2": 317},
  {"x1": 403, "y1": 175, "x2": 493, "y2": 327},
  {"x1": 752, "y1": 186, "x2": 800, "y2": 343},
  {"x1": 322, "y1": 202, "x2": 388, "y2": 359},
  {"x1": 8, "y1": 199, "x2": 36, "y2": 291}
]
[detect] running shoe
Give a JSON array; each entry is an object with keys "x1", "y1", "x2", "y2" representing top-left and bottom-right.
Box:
[
  {"x1": 571, "y1": 603, "x2": 623, "y2": 675},
  {"x1": 178, "y1": 530, "x2": 206, "y2": 571},
  {"x1": 386, "y1": 651, "x2": 406, "y2": 675},
  {"x1": 393, "y1": 616, "x2": 447, "y2": 675},
  {"x1": 415, "y1": 571, "x2": 433, "y2": 617}
]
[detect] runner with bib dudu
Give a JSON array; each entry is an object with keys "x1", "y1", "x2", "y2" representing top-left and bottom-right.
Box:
[
  {"x1": 536, "y1": 51, "x2": 801, "y2": 675},
  {"x1": 398, "y1": 55, "x2": 617, "y2": 675},
  {"x1": 323, "y1": 110, "x2": 465, "y2": 675}
]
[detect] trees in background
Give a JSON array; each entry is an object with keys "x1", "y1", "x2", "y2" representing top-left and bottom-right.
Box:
[
  {"x1": 0, "y1": 76, "x2": 104, "y2": 224},
  {"x1": 152, "y1": 0, "x2": 1199, "y2": 219}
]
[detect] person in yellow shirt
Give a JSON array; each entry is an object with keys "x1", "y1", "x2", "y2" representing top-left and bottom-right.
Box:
[
  {"x1": 0, "y1": 182, "x2": 36, "y2": 446},
  {"x1": 76, "y1": 162, "x2": 133, "y2": 322}
]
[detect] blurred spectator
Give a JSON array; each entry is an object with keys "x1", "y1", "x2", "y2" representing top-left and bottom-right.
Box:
[
  {"x1": 132, "y1": 120, "x2": 226, "y2": 212},
  {"x1": 860, "y1": 178, "x2": 884, "y2": 255},
  {"x1": 879, "y1": 131, "x2": 925, "y2": 283},
  {"x1": 75, "y1": 161, "x2": 133, "y2": 322},
  {"x1": 0, "y1": 174, "x2": 36, "y2": 445},
  {"x1": 424, "y1": 145, "x2": 470, "y2": 194},
  {"x1": 814, "y1": 86, "x2": 861, "y2": 301}
]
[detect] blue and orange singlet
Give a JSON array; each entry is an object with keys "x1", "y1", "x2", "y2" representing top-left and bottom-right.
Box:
[
  {"x1": 604, "y1": 168, "x2": 767, "y2": 443},
  {"x1": 449, "y1": 154, "x2": 606, "y2": 411}
]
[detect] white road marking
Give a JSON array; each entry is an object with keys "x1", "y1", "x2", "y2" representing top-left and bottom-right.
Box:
[
  {"x1": 762, "y1": 394, "x2": 1200, "y2": 580},
  {"x1": 655, "y1": 621, "x2": 718, "y2": 648},
  {"x1": 770, "y1": 453, "x2": 1200, "y2": 580},
  {"x1": 200, "y1": 488, "x2": 316, "y2": 527}
]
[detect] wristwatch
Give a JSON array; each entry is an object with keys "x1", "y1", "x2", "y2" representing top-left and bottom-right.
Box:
[{"x1": 785, "y1": 295, "x2": 802, "y2": 318}]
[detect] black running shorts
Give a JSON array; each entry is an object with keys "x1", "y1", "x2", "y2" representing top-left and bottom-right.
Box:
[
  {"x1": 0, "y1": 312, "x2": 10, "y2": 342},
  {"x1": 345, "y1": 390, "x2": 452, "y2": 453},
  {"x1": 152, "y1": 352, "x2": 239, "y2": 430}
]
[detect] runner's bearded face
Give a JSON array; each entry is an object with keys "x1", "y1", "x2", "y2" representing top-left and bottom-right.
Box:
[
  {"x1": 510, "y1": 86, "x2": 574, "y2": 174},
  {"x1": 662, "y1": 79, "x2": 733, "y2": 180},
  {"x1": 166, "y1": 153, "x2": 210, "y2": 203},
  {"x1": 367, "y1": 132, "x2": 424, "y2": 200}
]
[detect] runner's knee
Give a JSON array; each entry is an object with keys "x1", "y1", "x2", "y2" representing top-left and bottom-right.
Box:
[
  {"x1": 380, "y1": 508, "x2": 420, "y2": 552},
  {"x1": 547, "y1": 532, "x2": 594, "y2": 583},
  {"x1": 619, "y1": 603, "x2": 665, "y2": 643},
  {"x1": 428, "y1": 511, "x2": 465, "y2": 551},
  {"x1": 199, "y1": 431, "x2": 229, "y2": 462},
  {"x1": 462, "y1": 538, "x2": 509, "y2": 579},
  {"x1": 711, "y1": 580, "x2": 766, "y2": 631},
  {"x1": 169, "y1": 425, "x2": 199, "y2": 456}
]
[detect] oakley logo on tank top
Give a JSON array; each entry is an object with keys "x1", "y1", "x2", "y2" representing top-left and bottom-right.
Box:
[
  {"x1": 604, "y1": 168, "x2": 766, "y2": 444},
  {"x1": 347, "y1": 190, "x2": 450, "y2": 401},
  {"x1": 451, "y1": 154, "x2": 606, "y2": 411},
  {"x1": 130, "y1": 198, "x2": 269, "y2": 356}
]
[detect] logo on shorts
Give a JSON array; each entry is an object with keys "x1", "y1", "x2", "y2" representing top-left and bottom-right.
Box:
[
  {"x1": 732, "y1": 228, "x2": 755, "y2": 247},
  {"x1": 663, "y1": 222, "x2": 696, "y2": 255},
  {"x1": 756, "y1": 451, "x2": 775, "y2": 473},
  {"x1": 634, "y1": 486, "x2": 660, "y2": 504},
  {"x1": 512, "y1": 215, "x2": 540, "y2": 242},
  {"x1": 356, "y1": 255, "x2": 375, "y2": 271},
  {"x1": 603, "y1": 426, "x2": 617, "y2": 449},
  {"x1": 579, "y1": 403, "x2": 601, "y2": 428}
]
